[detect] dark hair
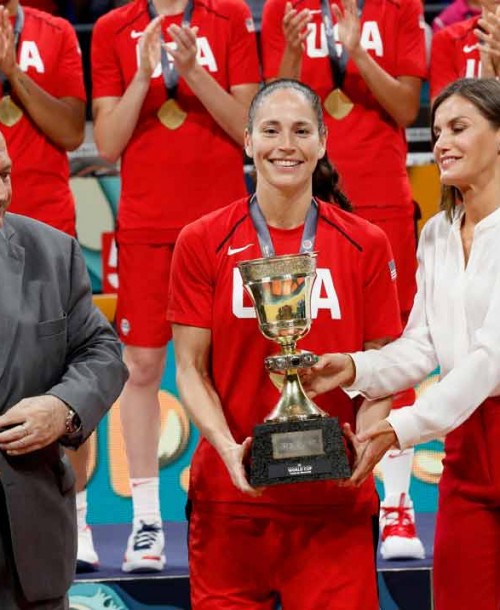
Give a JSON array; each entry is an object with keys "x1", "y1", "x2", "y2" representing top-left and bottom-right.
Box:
[
  {"x1": 312, "y1": 154, "x2": 353, "y2": 211},
  {"x1": 431, "y1": 78, "x2": 500, "y2": 221},
  {"x1": 247, "y1": 79, "x2": 352, "y2": 212}
]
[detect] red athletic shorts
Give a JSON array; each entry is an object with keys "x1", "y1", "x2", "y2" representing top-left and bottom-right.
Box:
[
  {"x1": 56, "y1": 217, "x2": 76, "y2": 238},
  {"x1": 356, "y1": 213, "x2": 417, "y2": 323},
  {"x1": 116, "y1": 242, "x2": 173, "y2": 347},
  {"x1": 188, "y1": 503, "x2": 379, "y2": 609}
]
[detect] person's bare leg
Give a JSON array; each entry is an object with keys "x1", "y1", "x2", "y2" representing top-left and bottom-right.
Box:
[
  {"x1": 120, "y1": 345, "x2": 165, "y2": 478},
  {"x1": 120, "y1": 345, "x2": 166, "y2": 573}
]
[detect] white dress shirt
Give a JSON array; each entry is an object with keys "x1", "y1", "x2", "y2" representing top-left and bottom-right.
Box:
[{"x1": 349, "y1": 205, "x2": 500, "y2": 449}]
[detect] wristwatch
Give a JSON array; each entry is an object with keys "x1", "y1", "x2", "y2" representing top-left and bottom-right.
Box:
[{"x1": 65, "y1": 407, "x2": 82, "y2": 435}]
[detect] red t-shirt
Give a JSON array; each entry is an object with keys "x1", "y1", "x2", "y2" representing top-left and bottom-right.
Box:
[
  {"x1": 430, "y1": 17, "x2": 480, "y2": 101},
  {"x1": 2, "y1": 8, "x2": 85, "y2": 234},
  {"x1": 261, "y1": 0, "x2": 427, "y2": 219},
  {"x1": 168, "y1": 197, "x2": 402, "y2": 516},
  {"x1": 91, "y1": 0, "x2": 261, "y2": 243}
]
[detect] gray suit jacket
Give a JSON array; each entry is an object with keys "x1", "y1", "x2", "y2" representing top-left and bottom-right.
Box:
[{"x1": 0, "y1": 213, "x2": 128, "y2": 602}]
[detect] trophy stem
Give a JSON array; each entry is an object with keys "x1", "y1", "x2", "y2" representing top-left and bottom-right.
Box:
[
  {"x1": 265, "y1": 370, "x2": 327, "y2": 423},
  {"x1": 280, "y1": 342, "x2": 296, "y2": 355}
]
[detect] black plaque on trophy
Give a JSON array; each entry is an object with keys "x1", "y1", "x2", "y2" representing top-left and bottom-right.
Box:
[{"x1": 250, "y1": 417, "x2": 351, "y2": 486}]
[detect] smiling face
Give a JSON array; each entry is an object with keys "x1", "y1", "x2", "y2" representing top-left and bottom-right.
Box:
[
  {"x1": 433, "y1": 94, "x2": 500, "y2": 190},
  {"x1": 244, "y1": 88, "x2": 326, "y2": 196}
]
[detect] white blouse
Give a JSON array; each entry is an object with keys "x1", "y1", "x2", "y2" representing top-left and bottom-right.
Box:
[{"x1": 350, "y1": 206, "x2": 500, "y2": 449}]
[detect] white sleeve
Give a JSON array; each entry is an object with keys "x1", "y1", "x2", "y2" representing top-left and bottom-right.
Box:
[
  {"x1": 388, "y1": 271, "x2": 500, "y2": 448},
  {"x1": 349, "y1": 231, "x2": 439, "y2": 400}
]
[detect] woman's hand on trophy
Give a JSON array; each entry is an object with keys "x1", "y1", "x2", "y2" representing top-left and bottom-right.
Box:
[
  {"x1": 339, "y1": 422, "x2": 366, "y2": 487},
  {"x1": 300, "y1": 353, "x2": 356, "y2": 398},
  {"x1": 220, "y1": 437, "x2": 264, "y2": 498},
  {"x1": 348, "y1": 420, "x2": 399, "y2": 486}
]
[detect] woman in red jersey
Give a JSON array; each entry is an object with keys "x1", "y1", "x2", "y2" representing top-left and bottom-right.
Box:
[{"x1": 168, "y1": 79, "x2": 402, "y2": 609}]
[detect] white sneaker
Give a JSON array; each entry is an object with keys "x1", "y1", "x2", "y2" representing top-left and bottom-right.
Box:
[
  {"x1": 76, "y1": 526, "x2": 99, "y2": 572},
  {"x1": 122, "y1": 521, "x2": 166, "y2": 573},
  {"x1": 380, "y1": 493, "x2": 425, "y2": 560}
]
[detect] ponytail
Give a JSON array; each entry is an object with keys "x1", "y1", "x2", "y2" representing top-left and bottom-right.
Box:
[{"x1": 312, "y1": 155, "x2": 353, "y2": 212}]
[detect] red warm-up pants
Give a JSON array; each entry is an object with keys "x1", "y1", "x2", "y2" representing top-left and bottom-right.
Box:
[
  {"x1": 188, "y1": 503, "x2": 379, "y2": 610},
  {"x1": 433, "y1": 398, "x2": 500, "y2": 610}
]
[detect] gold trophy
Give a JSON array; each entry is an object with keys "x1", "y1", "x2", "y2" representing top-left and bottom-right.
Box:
[{"x1": 238, "y1": 253, "x2": 351, "y2": 486}]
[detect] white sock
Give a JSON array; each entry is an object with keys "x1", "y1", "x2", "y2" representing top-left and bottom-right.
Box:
[
  {"x1": 76, "y1": 489, "x2": 88, "y2": 533},
  {"x1": 130, "y1": 477, "x2": 162, "y2": 528},
  {"x1": 380, "y1": 447, "x2": 415, "y2": 505}
]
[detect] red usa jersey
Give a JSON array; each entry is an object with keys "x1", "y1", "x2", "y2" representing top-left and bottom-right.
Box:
[
  {"x1": 430, "y1": 17, "x2": 480, "y2": 100},
  {"x1": 168, "y1": 197, "x2": 401, "y2": 514},
  {"x1": 2, "y1": 8, "x2": 85, "y2": 235},
  {"x1": 261, "y1": 0, "x2": 427, "y2": 217},
  {"x1": 92, "y1": 0, "x2": 260, "y2": 242}
]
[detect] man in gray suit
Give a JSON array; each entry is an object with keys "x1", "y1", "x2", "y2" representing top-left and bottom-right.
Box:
[{"x1": 0, "y1": 132, "x2": 128, "y2": 609}]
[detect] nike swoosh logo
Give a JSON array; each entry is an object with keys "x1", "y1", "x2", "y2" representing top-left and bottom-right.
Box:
[
  {"x1": 227, "y1": 244, "x2": 253, "y2": 256},
  {"x1": 131, "y1": 30, "x2": 143, "y2": 39},
  {"x1": 463, "y1": 44, "x2": 478, "y2": 53}
]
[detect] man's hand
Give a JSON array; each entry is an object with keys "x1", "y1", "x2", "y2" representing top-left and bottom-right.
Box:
[
  {"x1": 300, "y1": 353, "x2": 356, "y2": 398},
  {"x1": 0, "y1": 395, "x2": 69, "y2": 455},
  {"x1": 340, "y1": 422, "x2": 366, "y2": 486},
  {"x1": 348, "y1": 419, "x2": 399, "y2": 486},
  {"x1": 0, "y1": 7, "x2": 18, "y2": 80},
  {"x1": 219, "y1": 437, "x2": 263, "y2": 498},
  {"x1": 283, "y1": 1, "x2": 311, "y2": 56}
]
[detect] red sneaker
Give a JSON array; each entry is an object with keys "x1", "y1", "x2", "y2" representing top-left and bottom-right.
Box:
[{"x1": 380, "y1": 493, "x2": 425, "y2": 560}]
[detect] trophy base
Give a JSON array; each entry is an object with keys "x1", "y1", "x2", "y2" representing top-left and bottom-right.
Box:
[{"x1": 249, "y1": 417, "x2": 351, "y2": 487}]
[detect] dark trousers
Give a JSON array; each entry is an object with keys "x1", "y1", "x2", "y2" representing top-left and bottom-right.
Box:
[{"x1": 0, "y1": 483, "x2": 68, "y2": 610}]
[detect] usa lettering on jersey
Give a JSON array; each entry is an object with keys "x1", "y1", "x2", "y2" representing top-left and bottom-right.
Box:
[
  {"x1": 19, "y1": 41, "x2": 45, "y2": 73},
  {"x1": 232, "y1": 268, "x2": 342, "y2": 319},
  {"x1": 305, "y1": 21, "x2": 383, "y2": 59},
  {"x1": 135, "y1": 35, "x2": 218, "y2": 76}
]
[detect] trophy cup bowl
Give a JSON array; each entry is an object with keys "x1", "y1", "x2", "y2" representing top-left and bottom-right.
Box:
[{"x1": 238, "y1": 253, "x2": 351, "y2": 487}]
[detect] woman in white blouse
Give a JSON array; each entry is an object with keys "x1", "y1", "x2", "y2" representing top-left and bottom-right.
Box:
[{"x1": 302, "y1": 77, "x2": 500, "y2": 610}]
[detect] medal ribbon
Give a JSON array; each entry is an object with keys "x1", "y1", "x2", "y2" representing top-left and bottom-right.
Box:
[
  {"x1": 147, "y1": 0, "x2": 194, "y2": 100},
  {"x1": 0, "y1": 5, "x2": 24, "y2": 97},
  {"x1": 249, "y1": 195, "x2": 318, "y2": 258},
  {"x1": 320, "y1": 0, "x2": 364, "y2": 89}
]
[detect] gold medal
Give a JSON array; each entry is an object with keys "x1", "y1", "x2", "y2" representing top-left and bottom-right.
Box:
[
  {"x1": 157, "y1": 99, "x2": 187, "y2": 130},
  {"x1": 324, "y1": 88, "x2": 354, "y2": 120},
  {"x1": 0, "y1": 95, "x2": 23, "y2": 127}
]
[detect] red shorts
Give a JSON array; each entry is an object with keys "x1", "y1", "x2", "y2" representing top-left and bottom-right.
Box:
[
  {"x1": 56, "y1": 217, "x2": 76, "y2": 238},
  {"x1": 116, "y1": 242, "x2": 173, "y2": 347},
  {"x1": 356, "y1": 213, "x2": 417, "y2": 323},
  {"x1": 188, "y1": 504, "x2": 379, "y2": 610}
]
